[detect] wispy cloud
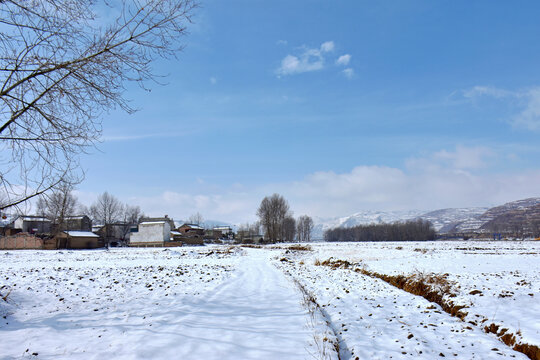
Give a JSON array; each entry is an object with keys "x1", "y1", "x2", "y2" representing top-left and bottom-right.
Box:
[
  {"x1": 462, "y1": 85, "x2": 513, "y2": 99},
  {"x1": 275, "y1": 41, "x2": 336, "y2": 76},
  {"x1": 460, "y1": 85, "x2": 540, "y2": 131},
  {"x1": 336, "y1": 54, "x2": 351, "y2": 66},
  {"x1": 513, "y1": 87, "x2": 540, "y2": 131},
  {"x1": 342, "y1": 68, "x2": 354, "y2": 79}
]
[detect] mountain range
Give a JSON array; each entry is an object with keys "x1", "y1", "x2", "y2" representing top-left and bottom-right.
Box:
[{"x1": 311, "y1": 197, "x2": 540, "y2": 239}]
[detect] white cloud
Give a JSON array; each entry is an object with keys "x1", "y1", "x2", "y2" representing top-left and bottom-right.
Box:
[
  {"x1": 276, "y1": 41, "x2": 338, "y2": 76},
  {"x1": 320, "y1": 41, "x2": 335, "y2": 53},
  {"x1": 83, "y1": 145, "x2": 540, "y2": 224},
  {"x1": 342, "y1": 68, "x2": 354, "y2": 79},
  {"x1": 284, "y1": 146, "x2": 540, "y2": 217},
  {"x1": 336, "y1": 54, "x2": 351, "y2": 66},
  {"x1": 276, "y1": 40, "x2": 288, "y2": 46},
  {"x1": 210, "y1": 77, "x2": 217, "y2": 85},
  {"x1": 276, "y1": 49, "x2": 324, "y2": 76}
]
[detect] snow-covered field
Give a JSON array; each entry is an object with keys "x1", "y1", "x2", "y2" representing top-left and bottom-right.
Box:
[
  {"x1": 1, "y1": 241, "x2": 539, "y2": 359},
  {"x1": 279, "y1": 241, "x2": 540, "y2": 359},
  {"x1": 0, "y1": 247, "x2": 332, "y2": 360}
]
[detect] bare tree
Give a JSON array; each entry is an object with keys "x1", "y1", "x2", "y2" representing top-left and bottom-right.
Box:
[
  {"x1": 257, "y1": 193, "x2": 291, "y2": 243},
  {"x1": 120, "y1": 204, "x2": 143, "y2": 242},
  {"x1": 282, "y1": 216, "x2": 296, "y2": 243},
  {"x1": 188, "y1": 212, "x2": 204, "y2": 226},
  {"x1": 90, "y1": 191, "x2": 123, "y2": 247},
  {"x1": 297, "y1": 215, "x2": 314, "y2": 242},
  {"x1": 37, "y1": 181, "x2": 78, "y2": 235},
  {"x1": 0, "y1": 0, "x2": 197, "y2": 210}
]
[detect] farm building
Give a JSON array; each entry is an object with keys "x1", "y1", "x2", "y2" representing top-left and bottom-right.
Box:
[
  {"x1": 55, "y1": 231, "x2": 101, "y2": 249},
  {"x1": 93, "y1": 223, "x2": 136, "y2": 247},
  {"x1": 140, "y1": 215, "x2": 175, "y2": 231},
  {"x1": 178, "y1": 223, "x2": 204, "y2": 237},
  {"x1": 62, "y1": 215, "x2": 92, "y2": 232},
  {"x1": 130, "y1": 221, "x2": 171, "y2": 246},
  {"x1": 13, "y1": 215, "x2": 52, "y2": 234}
]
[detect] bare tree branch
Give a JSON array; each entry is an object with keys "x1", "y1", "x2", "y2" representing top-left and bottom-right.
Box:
[{"x1": 0, "y1": 0, "x2": 197, "y2": 210}]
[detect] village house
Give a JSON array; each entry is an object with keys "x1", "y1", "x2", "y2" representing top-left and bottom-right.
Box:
[
  {"x1": 213, "y1": 226, "x2": 234, "y2": 240},
  {"x1": 177, "y1": 223, "x2": 205, "y2": 245},
  {"x1": 130, "y1": 221, "x2": 171, "y2": 246},
  {"x1": 62, "y1": 215, "x2": 92, "y2": 232},
  {"x1": 178, "y1": 223, "x2": 204, "y2": 237},
  {"x1": 204, "y1": 226, "x2": 234, "y2": 242},
  {"x1": 140, "y1": 215, "x2": 175, "y2": 231},
  {"x1": 93, "y1": 223, "x2": 136, "y2": 247},
  {"x1": 13, "y1": 215, "x2": 52, "y2": 234},
  {"x1": 236, "y1": 229, "x2": 264, "y2": 244}
]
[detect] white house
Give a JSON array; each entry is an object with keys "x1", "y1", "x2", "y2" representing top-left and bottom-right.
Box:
[{"x1": 130, "y1": 221, "x2": 171, "y2": 244}]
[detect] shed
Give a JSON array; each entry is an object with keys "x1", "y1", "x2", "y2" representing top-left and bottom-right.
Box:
[{"x1": 56, "y1": 231, "x2": 100, "y2": 249}]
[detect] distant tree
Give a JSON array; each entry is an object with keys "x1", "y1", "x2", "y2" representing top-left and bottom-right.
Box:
[
  {"x1": 90, "y1": 192, "x2": 123, "y2": 247},
  {"x1": 188, "y1": 212, "x2": 204, "y2": 225},
  {"x1": 0, "y1": 0, "x2": 198, "y2": 210},
  {"x1": 282, "y1": 216, "x2": 296, "y2": 242},
  {"x1": 37, "y1": 182, "x2": 78, "y2": 235},
  {"x1": 324, "y1": 219, "x2": 436, "y2": 242},
  {"x1": 257, "y1": 193, "x2": 291, "y2": 242},
  {"x1": 297, "y1": 215, "x2": 314, "y2": 242},
  {"x1": 529, "y1": 219, "x2": 540, "y2": 238},
  {"x1": 120, "y1": 205, "x2": 143, "y2": 241}
]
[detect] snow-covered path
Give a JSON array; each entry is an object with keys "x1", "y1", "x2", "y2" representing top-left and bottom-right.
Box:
[{"x1": 168, "y1": 249, "x2": 316, "y2": 359}]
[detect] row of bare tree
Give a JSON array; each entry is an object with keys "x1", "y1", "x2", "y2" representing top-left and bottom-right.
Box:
[{"x1": 324, "y1": 219, "x2": 436, "y2": 242}]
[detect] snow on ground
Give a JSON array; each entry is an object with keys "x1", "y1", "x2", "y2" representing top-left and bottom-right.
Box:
[
  {"x1": 278, "y1": 254, "x2": 526, "y2": 359},
  {"x1": 0, "y1": 247, "x2": 330, "y2": 360},
  {"x1": 304, "y1": 241, "x2": 540, "y2": 348},
  {"x1": 1, "y1": 241, "x2": 538, "y2": 359}
]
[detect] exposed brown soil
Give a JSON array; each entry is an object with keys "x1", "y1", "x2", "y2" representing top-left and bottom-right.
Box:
[{"x1": 287, "y1": 245, "x2": 313, "y2": 251}]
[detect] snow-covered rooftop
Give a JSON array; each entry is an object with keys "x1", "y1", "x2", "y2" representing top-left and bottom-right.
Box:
[
  {"x1": 65, "y1": 231, "x2": 99, "y2": 238},
  {"x1": 20, "y1": 216, "x2": 51, "y2": 222},
  {"x1": 140, "y1": 221, "x2": 166, "y2": 226},
  {"x1": 214, "y1": 226, "x2": 232, "y2": 231},
  {"x1": 181, "y1": 223, "x2": 203, "y2": 229}
]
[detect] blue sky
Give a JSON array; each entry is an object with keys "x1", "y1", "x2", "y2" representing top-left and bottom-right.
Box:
[{"x1": 77, "y1": 0, "x2": 540, "y2": 223}]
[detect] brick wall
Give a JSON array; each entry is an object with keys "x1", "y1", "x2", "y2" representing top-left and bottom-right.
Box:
[{"x1": 0, "y1": 233, "x2": 44, "y2": 250}]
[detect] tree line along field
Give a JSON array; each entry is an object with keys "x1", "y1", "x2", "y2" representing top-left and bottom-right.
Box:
[{"x1": 0, "y1": 241, "x2": 539, "y2": 359}]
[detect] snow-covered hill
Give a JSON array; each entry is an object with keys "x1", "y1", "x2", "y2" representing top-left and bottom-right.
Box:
[
  {"x1": 312, "y1": 210, "x2": 424, "y2": 240},
  {"x1": 418, "y1": 207, "x2": 488, "y2": 233},
  {"x1": 311, "y1": 198, "x2": 540, "y2": 239}
]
